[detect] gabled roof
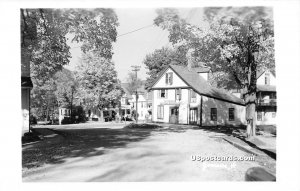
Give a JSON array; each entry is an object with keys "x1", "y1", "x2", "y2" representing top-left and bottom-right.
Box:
[
  {"x1": 257, "y1": 85, "x2": 276, "y2": 92},
  {"x1": 257, "y1": 70, "x2": 276, "y2": 79},
  {"x1": 150, "y1": 64, "x2": 245, "y2": 106}
]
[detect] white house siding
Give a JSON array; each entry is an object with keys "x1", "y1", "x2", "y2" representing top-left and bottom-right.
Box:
[
  {"x1": 257, "y1": 71, "x2": 276, "y2": 86},
  {"x1": 256, "y1": 109, "x2": 276, "y2": 125},
  {"x1": 153, "y1": 68, "x2": 188, "y2": 88},
  {"x1": 21, "y1": 88, "x2": 30, "y2": 131},
  {"x1": 201, "y1": 96, "x2": 246, "y2": 126},
  {"x1": 130, "y1": 94, "x2": 150, "y2": 121},
  {"x1": 256, "y1": 70, "x2": 276, "y2": 126}
]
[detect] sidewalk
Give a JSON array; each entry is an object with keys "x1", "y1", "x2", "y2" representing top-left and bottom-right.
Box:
[{"x1": 223, "y1": 130, "x2": 276, "y2": 159}]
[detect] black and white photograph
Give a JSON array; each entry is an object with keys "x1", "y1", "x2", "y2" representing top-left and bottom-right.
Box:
[{"x1": 1, "y1": 0, "x2": 300, "y2": 190}]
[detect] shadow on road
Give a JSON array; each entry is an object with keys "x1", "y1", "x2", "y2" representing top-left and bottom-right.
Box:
[{"x1": 22, "y1": 128, "x2": 153, "y2": 169}]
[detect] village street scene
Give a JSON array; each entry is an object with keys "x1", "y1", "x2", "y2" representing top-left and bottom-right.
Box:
[{"x1": 21, "y1": 7, "x2": 276, "y2": 182}]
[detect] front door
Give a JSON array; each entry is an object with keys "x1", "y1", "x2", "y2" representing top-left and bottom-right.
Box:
[
  {"x1": 189, "y1": 108, "x2": 198, "y2": 125},
  {"x1": 169, "y1": 107, "x2": 179, "y2": 124}
]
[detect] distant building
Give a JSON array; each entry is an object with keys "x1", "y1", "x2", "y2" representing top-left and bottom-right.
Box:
[
  {"x1": 129, "y1": 87, "x2": 152, "y2": 122},
  {"x1": 120, "y1": 83, "x2": 133, "y2": 118},
  {"x1": 255, "y1": 70, "x2": 276, "y2": 125},
  {"x1": 149, "y1": 64, "x2": 246, "y2": 126},
  {"x1": 120, "y1": 82, "x2": 152, "y2": 122}
]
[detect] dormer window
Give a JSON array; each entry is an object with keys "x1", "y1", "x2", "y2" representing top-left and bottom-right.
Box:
[
  {"x1": 265, "y1": 72, "x2": 270, "y2": 85},
  {"x1": 165, "y1": 72, "x2": 173, "y2": 85}
]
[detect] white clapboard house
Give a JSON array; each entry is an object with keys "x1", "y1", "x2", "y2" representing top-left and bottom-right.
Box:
[
  {"x1": 255, "y1": 70, "x2": 276, "y2": 125},
  {"x1": 149, "y1": 64, "x2": 246, "y2": 126}
]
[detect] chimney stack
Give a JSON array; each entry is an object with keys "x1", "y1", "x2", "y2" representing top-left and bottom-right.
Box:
[{"x1": 186, "y1": 48, "x2": 194, "y2": 71}]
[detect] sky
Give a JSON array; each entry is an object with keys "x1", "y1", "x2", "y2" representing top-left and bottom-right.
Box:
[{"x1": 65, "y1": 8, "x2": 206, "y2": 82}]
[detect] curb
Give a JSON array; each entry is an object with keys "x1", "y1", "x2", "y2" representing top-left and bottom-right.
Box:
[{"x1": 223, "y1": 137, "x2": 263, "y2": 156}]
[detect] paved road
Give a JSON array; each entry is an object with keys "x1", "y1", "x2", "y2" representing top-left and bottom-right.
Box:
[{"x1": 23, "y1": 123, "x2": 270, "y2": 181}]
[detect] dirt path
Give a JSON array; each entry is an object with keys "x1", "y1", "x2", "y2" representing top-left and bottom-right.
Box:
[{"x1": 23, "y1": 126, "x2": 272, "y2": 181}]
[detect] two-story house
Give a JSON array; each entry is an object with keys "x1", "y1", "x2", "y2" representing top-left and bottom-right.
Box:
[
  {"x1": 120, "y1": 83, "x2": 133, "y2": 118},
  {"x1": 149, "y1": 64, "x2": 246, "y2": 126},
  {"x1": 256, "y1": 70, "x2": 276, "y2": 125},
  {"x1": 129, "y1": 84, "x2": 153, "y2": 122}
]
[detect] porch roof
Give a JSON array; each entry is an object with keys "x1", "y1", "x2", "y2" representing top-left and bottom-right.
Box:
[{"x1": 257, "y1": 85, "x2": 276, "y2": 92}]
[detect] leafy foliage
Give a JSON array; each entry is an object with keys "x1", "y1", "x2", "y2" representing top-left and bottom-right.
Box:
[
  {"x1": 75, "y1": 52, "x2": 124, "y2": 110},
  {"x1": 126, "y1": 72, "x2": 143, "y2": 95},
  {"x1": 154, "y1": 7, "x2": 275, "y2": 136},
  {"x1": 154, "y1": 7, "x2": 275, "y2": 90},
  {"x1": 21, "y1": 8, "x2": 119, "y2": 118},
  {"x1": 54, "y1": 68, "x2": 78, "y2": 107}
]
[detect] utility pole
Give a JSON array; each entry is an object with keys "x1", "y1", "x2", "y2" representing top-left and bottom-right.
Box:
[{"x1": 131, "y1": 65, "x2": 141, "y2": 123}]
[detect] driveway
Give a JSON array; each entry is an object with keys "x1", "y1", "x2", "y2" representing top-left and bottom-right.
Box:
[{"x1": 22, "y1": 124, "x2": 272, "y2": 181}]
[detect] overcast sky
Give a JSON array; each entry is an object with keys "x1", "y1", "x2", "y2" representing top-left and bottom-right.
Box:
[{"x1": 66, "y1": 8, "x2": 206, "y2": 82}]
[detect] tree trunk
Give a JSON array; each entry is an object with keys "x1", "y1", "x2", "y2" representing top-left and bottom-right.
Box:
[{"x1": 245, "y1": 53, "x2": 257, "y2": 138}]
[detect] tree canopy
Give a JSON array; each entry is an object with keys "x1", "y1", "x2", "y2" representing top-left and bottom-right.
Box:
[
  {"x1": 126, "y1": 72, "x2": 143, "y2": 95},
  {"x1": 21, "y1": 8, "x2": 120, "y2": 118},
  {"x1": 153, "y1": 7, "x2": 275, "y2": 136},
  {"x1": 75, "y1": 52, "x2": 124, "y2": 110}
]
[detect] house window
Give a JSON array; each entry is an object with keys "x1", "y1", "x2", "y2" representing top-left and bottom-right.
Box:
[
  {"x1": 165, "y1": 72, "x2": 173, "y2": 85},
  {"x1": 121, "y1": 97, "x2": 126, "y2": 104},
  {"x1": 257, "y1": 112, "x2": 262, "y2": 121},
  {"x1": 211, "y1": 108, "x2": 217, "y2": 121},
  {"x1": 190, "y1": 89, "x2": 196, "y2": 103},
  {"x1": 175, "y1": 88, "x2": 181, "y2": 100},
  {"x1": 265, "y1": 73, "x2": 270, "y2": 85},
  {"x1": 157, "y1": 105, "x2": 164, "y2": 119},
  {"x1": 158, "y1": 89, "x2": 167, "y2": 98},
  {"x1": 229, "y1": 108, "x2": 235, "y2": 121}
]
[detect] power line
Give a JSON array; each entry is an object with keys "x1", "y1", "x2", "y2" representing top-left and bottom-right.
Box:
[
  {"x1": 117, "y1": 24, "x2": 154, "y2": 38},
  {"x1": 70, "y1": 24, "x2": 155, "y2": 49}
]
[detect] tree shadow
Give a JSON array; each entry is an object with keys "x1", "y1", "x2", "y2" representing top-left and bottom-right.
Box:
[{"x1": 22, "y1": 127, "x2": 154, "y2": 169}]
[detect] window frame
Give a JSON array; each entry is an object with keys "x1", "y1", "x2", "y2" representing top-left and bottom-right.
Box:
[
  {"x1": 211, "y1": 108, "x2": 217, "y2": 121},
  {"x1": 190, "y1": 89, "x2": 196, "y2": 103},
  {"x1": 165, "y1": 72, "x2": 173, "y2": 85},
  {"x1": 158, "y1": 89, "x2": 167, "y2": 98},
  {"x1": 257, "y1": 112, "x2": 262, "y2": 121},
  {"x1": 157, "y1": 105, "x2": 164, "y2": 119},
  {"x1": 229, "y1": 108, "x2": 235, "y2": 121},
  {"x1": 175, "y1": 88, "x2": 182, "y2": 101}
]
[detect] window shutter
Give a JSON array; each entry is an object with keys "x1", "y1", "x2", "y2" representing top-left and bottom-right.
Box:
[
  {"x1": 179, "y1": 88, "x2": 181, "y2": 100},
  {"x1": 170, "y1": 73, "x2": 173, "y2": 85},
  {"x1": 165, "y1": 73, "x2": 168, "y2": 84},
  {"x1": 165, "y1": 89, "x2": 168, "y2": 98},
  {"x1": 157, "y1": 90, "x2": 160, "y2": 98}
]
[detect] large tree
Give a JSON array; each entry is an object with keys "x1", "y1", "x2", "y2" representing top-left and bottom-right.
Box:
[
  {"x1": 75, "y1": 52, "x2": 123, "y2": 113},
  {"x1": 126, "y1": 72, "x2": 143, "y2": 95},
  {"x1": 154, "y1": 7, "x2": 274, "y2": 137},
  {"x1": 21, "y1": 8, "x2": 119, "y2": 118}
]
